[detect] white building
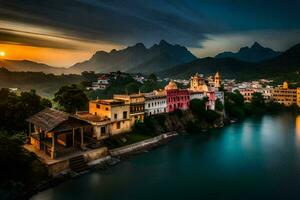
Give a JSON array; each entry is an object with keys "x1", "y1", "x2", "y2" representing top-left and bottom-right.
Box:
[
  {"x1": 144, "y1": 91, "x2": 167, "y2": 116},
  {"x1": 189, "y1": 91, "x2": 205, "y2": 100},
  {"x1": 87, "y1": 75, "x2": 110, "y2": 90},
  {"x1": 215, "y1": 91, "x2": 224, "y2": 104}
]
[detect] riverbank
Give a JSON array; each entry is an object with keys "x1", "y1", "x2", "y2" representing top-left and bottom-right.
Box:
[
  {"x1": 21, "y1": 132, "x2": 178, "y2": 199},
  {"x1": 23, "y1": 107, "x2": 225, "y2": 199},
  {"x1": 31, "y1": 114, "x2": 300, "y2": 200}
]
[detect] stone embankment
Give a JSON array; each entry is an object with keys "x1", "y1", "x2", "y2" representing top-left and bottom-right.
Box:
[{"x1": 109, "y1": 132, "x2": 178, "y2": 157}]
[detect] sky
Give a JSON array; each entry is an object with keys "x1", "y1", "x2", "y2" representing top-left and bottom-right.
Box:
[{"x1": 0, "y1": 0, "x2": 300, "y2": 67}]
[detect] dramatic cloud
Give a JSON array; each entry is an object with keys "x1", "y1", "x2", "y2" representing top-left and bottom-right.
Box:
[{"x1": 0, "y1": 0, "x2": 299, "y2": 65}]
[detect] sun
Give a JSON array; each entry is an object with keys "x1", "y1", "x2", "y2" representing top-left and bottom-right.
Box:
[{"x1": 0, "y1": 51, "x2": 5, "y2": 57}]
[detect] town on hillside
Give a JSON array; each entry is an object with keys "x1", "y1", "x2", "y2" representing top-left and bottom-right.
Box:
[{"x1": 24, "y1": 70, "x2": 300, "y2": 175}]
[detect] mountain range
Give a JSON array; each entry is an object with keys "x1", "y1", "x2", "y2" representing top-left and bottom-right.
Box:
[
  {"x1": 160, "y1": 42, "x2": 300, "y2": 80},
  {"x1": 215, "y1": 42, "x2": 282, "y2": 62},
  {"x1": 1, "y1": 40, "x2": 300, "y2": 81},
  {"x1": 70, "y1": 40, "x2": 197, "y2": 74}
]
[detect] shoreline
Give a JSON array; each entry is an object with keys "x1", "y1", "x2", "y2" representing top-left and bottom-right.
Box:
[{"x1": 24, "y1": 132, "x2": 179, "y2": 200}]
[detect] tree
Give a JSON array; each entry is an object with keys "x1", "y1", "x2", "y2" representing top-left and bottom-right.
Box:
[
  {"x1": 53, "y1": 84, "x2": 88, "y2": 113},
  {"x1": 0, "y1": 89, "x2": 50, "y2": 131},
  {"x1": 215, "y1": 98, "x2": 224, "y2": 111},
  {"x1": 189, "y1": 98, "x2": 207, "y2": 119},
  {"x1": 251, "y1": 92, "x2": 265, "y2": 107},
  {"x1": 148, "y1": 73, "x2": 157, "y2": 82},
  {"x1": 224, "y1": 91, "x2": 245, "y2": 119}
]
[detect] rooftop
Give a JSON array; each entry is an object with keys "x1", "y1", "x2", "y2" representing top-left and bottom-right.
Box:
[
  {"x1": 76, "y1": 111, "x2": 110, "y2": 123},
  {"x1": 26, "y1": 108, "x2": 89, "y2": 132}
]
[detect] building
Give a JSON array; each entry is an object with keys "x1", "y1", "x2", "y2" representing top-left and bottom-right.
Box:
[
  {"x1": 215, "y1": 91, "x2": 225, "y2": 104},
  {"x1": 189, "y1": 91, "x2": 205, "y2": 101},
  {"x1": 206, "y1": 91, "x2": 216, "y2": 110},
  {"x1": 165, "y1": 81, "x2": 190, "y2": 112},
  {"x1": 190, "y1": 73, "x2": 208, "y2": 92},
  {"x1": 214, "y1": 72, "x2": 221, "y2": 88},
  {"x1": 89, "y1": 99, "x2": 131, "y2": 135},
  {"x1": 113, "y1": 93, "x2": 145, "y2": 125},
  {"x1": 88, "y1": 75, "x2": 110, "y2": 90},
  {"x1": 144, "y1": 90, "x2": 167, "y2": 116},
  {"x1": 272, "y1": 81, "x2": 297, "y2": 106},
  {"x1": 26, "y1": 108, "x2": 91, "y2": 159},
  {"x1": 297, "y1": 88, "x2": 300, "y2": 107},
  {"x1": 239, "y1": 89, "x2": 255, "y2": 102},
  {"x1": 75, "y1": 111, "x2": 110, "y2": 141}
]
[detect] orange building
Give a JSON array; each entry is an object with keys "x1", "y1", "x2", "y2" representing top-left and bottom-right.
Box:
[{"x1": 89, "y1": 99, "x2": 131, "y2": 135}]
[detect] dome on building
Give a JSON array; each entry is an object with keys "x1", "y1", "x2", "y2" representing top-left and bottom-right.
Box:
[
  {"x1": 283, "y1": 81, "x2": 289, "y2": 89},
  {"x1": 165, "y1": 80, "x2": 178, "y2": 90}
]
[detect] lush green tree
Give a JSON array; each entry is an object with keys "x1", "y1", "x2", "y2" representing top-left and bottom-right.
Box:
[
  {"x1": 189, "y1": 98, "x2": 208, "y2": 119},
  {"x1": 0, "y1": 131, "x2": 47, "y2": 199},
  {"x1": 54, "y1": 84, "x2": 88, "y2": 113},
  {"x1": 224, "y1": 91, "x2": 245, "y2": 120},
  {"x1": 204, "y1": 110, "x2": 220, "y2": 123},
  {"x1": 251, "y1": 92, "x2": 265, "y2": 107},
  {"x1": 215, "y1": 98, "x2": 224, "y2": 111},
  {"x1": 81, "y1": 71, "x2": 98, "y2": 82},
  {"x1": 0, "y1": 89, "x2": 51, "y2": 131},
  {"x1": 148, "y1": 73, "x2": 157, "y2": 82}
]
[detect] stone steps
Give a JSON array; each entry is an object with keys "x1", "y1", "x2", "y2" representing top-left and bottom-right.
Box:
[{"x1": 69, "y1": 155, "x2": 88, "y2": 173}]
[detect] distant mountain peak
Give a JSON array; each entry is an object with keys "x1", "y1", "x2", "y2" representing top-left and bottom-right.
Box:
[
  {"x1": 132, "y1": 42, "x2": 146, "y2": 49},
  {"x1": 70, "y1": 40, "x2": 197, "y2": 74},
  {"x1": 159, "y1": 39, "x2": 170, "y2": 46},
  {"x1": 215, "y1": 42, "x2": 282, "y2": 62},
  {"x1": 251, "y1": 42, "x2": 263, "y2": 49}
]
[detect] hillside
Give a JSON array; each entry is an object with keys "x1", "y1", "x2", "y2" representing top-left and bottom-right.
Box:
[
  {"x1": 70, "y1": 40, "x2": 197, "y2": 74},
  {"x1": 0, "y1": 59, "x2": 67, "y2": 75},
  {"x1": 215, "y1": 42, "x2": 282, "y2": 62}
]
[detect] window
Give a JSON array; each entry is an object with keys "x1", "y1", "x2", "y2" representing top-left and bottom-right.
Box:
[
  {"x1": 95, "y1": 112, "x2": 97, "y2": 116},
  {"x1": 114, "y1": 114, "x2": 117, "y2": 119},
  {"x1": 96, "y1": 104, "x2": 100, "y2": 109},
  {"x1": 117, "y1": 122, "x2": 121, "y2": 129},
  {"x1": 105, "y1": 107, "x2": 109, "y2": 111},
  {"x1": 101, "y1": 127, "x2": 106, "y2": 134},
  {"x1": 123, "y1": 111, "x2": 127, "y2": 119}
]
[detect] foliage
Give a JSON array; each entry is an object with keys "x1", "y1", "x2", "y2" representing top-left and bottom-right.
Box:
[
  {"x1": 215, "y1": 98, "x2": 224, "y2": 111},
  {"x1": 224, "y1": 90, "x2": 246, "y2": 119},
  {"x1": 54, "y1": 84, "x2": 88, "y2": 113},
  {"x1": 189, "y1": 98, "x2": 207, "y2": 119},
  {"x1": 0, "y1": 131, "x2": 48, "y2": 199},
  {"x1": 0, "y1": 88, "x2": 52, "y2": 131},
  {"x1": 204, "y1": 110, "x2": 221, "y2": 123},
  {"x1": 0, "y1": 68, "x2": 83, "y2": 97}
]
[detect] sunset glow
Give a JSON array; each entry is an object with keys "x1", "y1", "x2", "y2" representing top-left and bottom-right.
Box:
[{"x1": 0, "y1": 51, "x2": 5, "y2": 57}]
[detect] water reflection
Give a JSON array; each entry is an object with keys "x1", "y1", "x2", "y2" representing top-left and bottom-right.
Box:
[{"x1": 295, "y1": 115, "x2": 300, "y2": 145}]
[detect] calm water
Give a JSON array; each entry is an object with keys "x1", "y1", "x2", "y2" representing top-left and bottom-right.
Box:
[{"x1": 32, "y1": 114, "x2": 300, "y2": 200}]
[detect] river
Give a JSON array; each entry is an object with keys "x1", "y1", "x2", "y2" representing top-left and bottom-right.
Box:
[{"x1": 32, "y1": 114, "x2": 300, "y2": 200}]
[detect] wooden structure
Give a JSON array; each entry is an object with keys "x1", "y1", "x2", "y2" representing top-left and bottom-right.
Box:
[{"x1": 27, "y1": 108, "x2": 90, "y2": 159}]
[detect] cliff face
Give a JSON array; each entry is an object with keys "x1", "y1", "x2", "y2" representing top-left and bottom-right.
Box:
[{"x1": 145, "y1": 110, "x2": 224, "y2": 134}]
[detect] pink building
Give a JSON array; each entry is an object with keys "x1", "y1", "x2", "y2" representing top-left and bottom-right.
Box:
[
  {"x1": 206, "y1": 91, "x2": 216, "y2": 110},
  {"x1": 165, "y1": 81, "x2": 190, "y2": 112}
]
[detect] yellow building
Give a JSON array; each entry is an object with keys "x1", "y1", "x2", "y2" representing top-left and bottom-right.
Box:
[
  {"x1": 113, "y1": 93, "x2": 145, "y2": 125},
  {"x1": 239, "y1": 89, "x2": 255, "y2": 102},
  {"x1": 214, "y1": 72, "x2": 221, "y2": 88},
  {"x1": 190, "y1": 73, "x2": 208, "y2": 92},
  {"x1": 89, "y1": 99, "x2": 131, "y2": 135},
  {"x1": 297, "y1": 88, "x2": 300, "y2": 107},
  {"x1": 272, "y1": 81, "x2": 298, "y2": 106}
]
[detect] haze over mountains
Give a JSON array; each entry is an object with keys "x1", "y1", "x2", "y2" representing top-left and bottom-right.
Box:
[
  {"x1": 215, "y1": 42, "x2": 282, "y2": 62},
  {"x1": 1, "y1": 40, "x2": 300, "y2": 80}
]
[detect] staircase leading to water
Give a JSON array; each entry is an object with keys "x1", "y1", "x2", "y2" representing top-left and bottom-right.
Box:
[{"x1": 69, "y1": 155, "x2": 88, "y2": 173}]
